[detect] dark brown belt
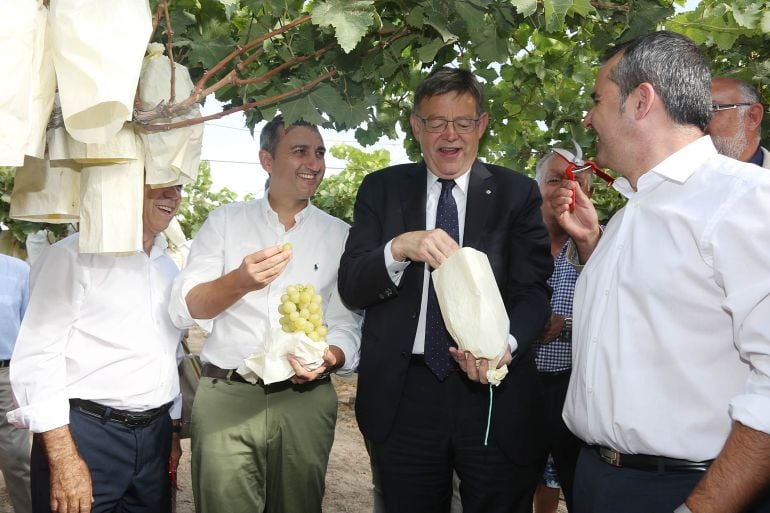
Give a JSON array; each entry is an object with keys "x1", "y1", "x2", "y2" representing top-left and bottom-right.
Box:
[
  {"x1": 0, "y1": 360, "x2": 10, "y2": 368},
  {"x1": 201, "y1": 363, "x2": 256, "y2": 384},
  {"x1": 590, "y1": 445, "x2": 713, "y2": 472},
  {"x1": 69, "y1": 399, "x2": 172, "y2": 427}
]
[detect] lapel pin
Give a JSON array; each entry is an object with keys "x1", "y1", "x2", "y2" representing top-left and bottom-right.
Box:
[{"x1": 485, "y1": 190, "x2": 491, "y2": 195}]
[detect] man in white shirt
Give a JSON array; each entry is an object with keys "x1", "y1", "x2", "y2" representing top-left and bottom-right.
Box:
[
  {"x1": 554, "y1": 31, "x2": 770, "y2": 513},
  {"x1": 169, "y1": 115, "x2": 362, "y2": 513},
  {"x1": 706, "y1": 76, "x2": 768, "y2": 169},
  {"x1": 8, "y1": 183, "x2": 184, "y2": 513}
]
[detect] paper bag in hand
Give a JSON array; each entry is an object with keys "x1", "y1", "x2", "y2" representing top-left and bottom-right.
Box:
[{"x1": 432, "y1": 247, "x2": 510, "y2": 385}]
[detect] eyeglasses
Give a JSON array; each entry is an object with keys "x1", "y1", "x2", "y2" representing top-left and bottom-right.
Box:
[
  {"x1": 711, "y1": 103, "x2": 754, "y2": 112},
  {"x1": 415, "y1": 116, "x2": 480, "y2": 133}
]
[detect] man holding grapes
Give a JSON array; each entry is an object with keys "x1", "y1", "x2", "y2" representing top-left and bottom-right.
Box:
[{"x1": 169, "y1": 115, "x2": 361, "y2": 513}]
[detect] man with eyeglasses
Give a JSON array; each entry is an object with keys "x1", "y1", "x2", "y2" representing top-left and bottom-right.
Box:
[
  {"x1": 339, "y1": 66, "x2": 552, "y2": 513},
  {"x1": 706, "y1": 76, "x2": 768, "y2": 168}
]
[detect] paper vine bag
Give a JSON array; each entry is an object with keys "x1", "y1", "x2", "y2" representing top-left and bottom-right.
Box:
[
  {"x1": 239, "y1": 329, "x2": 328, "y2": 385},
  {"x1": 432, "y1": 247, "x2": 510, "y2": 385}
]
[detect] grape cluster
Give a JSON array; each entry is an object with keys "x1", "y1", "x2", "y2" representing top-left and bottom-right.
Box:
[{"x1": 278, "y1": 283, "x2": 327, "y2": 342}]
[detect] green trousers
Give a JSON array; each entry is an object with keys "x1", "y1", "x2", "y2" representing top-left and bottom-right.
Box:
[{"x1": 191, "y1": 376, "x2": 337, "y2": 513}]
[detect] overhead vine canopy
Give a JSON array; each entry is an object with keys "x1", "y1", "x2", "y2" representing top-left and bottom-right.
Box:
[{"x1": 144, "y1": 0, "x2": 770, "y2": 173}]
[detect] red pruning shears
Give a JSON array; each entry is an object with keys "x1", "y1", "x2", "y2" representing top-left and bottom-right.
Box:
[{"x1": 552, "y1": 141, "x2": 615, "y2": 211}]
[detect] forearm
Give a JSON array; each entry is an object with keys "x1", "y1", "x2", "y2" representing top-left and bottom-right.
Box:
[
  {"x1": 574, "y1": 226, "x2": 602, "y2": 264},
  {"x1": 42, "y1": 426, "x2": 80, "y2": 463},
  {"x1": 686, "y1": 421, "x2": 770, "y2": 512},
  {"x1": 185, "y1": 270, "x2": 251, "y2": 319}
]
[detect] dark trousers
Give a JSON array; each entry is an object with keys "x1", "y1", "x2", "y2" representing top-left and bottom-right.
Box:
[
  {"x1": 372, "y1": 364, "x2": 540, "y2": 513},
  {"x1": 31, "y1": 408, "x2": 172, "y2": 513},
  {"x1": 516, "y1": 370, "x2": 581, "y2": 512},
  {"x1": 573, "y1": 446, "x2": 770, "y2": 513}
]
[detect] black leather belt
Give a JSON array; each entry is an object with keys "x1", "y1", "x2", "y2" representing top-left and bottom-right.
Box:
[
  {"x1": 0, "y1": 360, "x2": 10, "y2": 368},
  {"x1": 201, "y1": 363, "x2": 256, "y2": 384},
  {"x1": 590, "y1": 445, "x2": 713, "y2": 472},
  {"x1": 69, "y1": 399, "x2": 172, "y2": 427}
]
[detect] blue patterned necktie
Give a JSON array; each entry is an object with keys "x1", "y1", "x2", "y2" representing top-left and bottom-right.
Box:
[{"x1": 425, "y1": 178, "x2": 459, "y2": 380}]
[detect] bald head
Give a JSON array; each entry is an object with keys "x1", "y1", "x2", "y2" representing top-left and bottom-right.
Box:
[{"x1": 706, "y1": 77, "x2": 764, "y2": 162}]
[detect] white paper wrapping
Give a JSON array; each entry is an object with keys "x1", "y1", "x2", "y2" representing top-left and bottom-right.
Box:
[
  {"x1": 66, "y1": 123, "x2": 140, "y2": 163},
  {"x1": 24, "y1": 4, "x2": 56, "y2": 160},
  {"x1": 0, "y1": 0, "x2": 39, "y2": 166},
  {"x1": 10, "y1": 156, "x2": 80, "y2": 223},
  {"x1": 78, "y1": 153, "x2": 144, "y2": 255},
  {"x1": 238, "y1": 329, "x2": 328, "y2": 385},
  {"x1": 49, "y1": 0, "x2": 152, "y2": 144},
  {"x1": 432, "y1": 247, "x2": 510, "y2": 385},
  {"x1": 137, "y1": 43, "x2": 203, "y2": 186}
]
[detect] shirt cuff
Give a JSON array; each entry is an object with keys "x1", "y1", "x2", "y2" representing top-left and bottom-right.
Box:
[
  {"x1": 6, "y1": 395, "x2": 70, "y2": 433},
  {"x1": 507, "y1": 333, "x2": 518, "y2": 354},
  {"x1": 384, "y1": 240, "x2": 410, "y2": 286},
  {"x1": 729, "y1": 393, "x2": 770, "y2": 436}
]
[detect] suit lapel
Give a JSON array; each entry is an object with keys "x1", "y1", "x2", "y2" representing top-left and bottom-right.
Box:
[
  {"x1": 400, "y1": 162, "x2": 427, "y2": 233},
  {"x1": 464, "y1": 160, "x2": 494, "y2": 249}
]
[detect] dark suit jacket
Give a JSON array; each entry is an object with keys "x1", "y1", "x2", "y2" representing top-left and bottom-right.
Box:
[{"x1": 338, "y1": 160, "x2": 552, "y2": 463}]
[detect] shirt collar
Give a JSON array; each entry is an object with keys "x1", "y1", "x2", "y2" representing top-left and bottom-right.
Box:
[
  {"x1": 613, "y1": 136, "x2": 717, "y2": 198},
  {"x1": 258, "y1": 195, "x2": 312, "y2": 228},
  {"x1": 425, "y1": 167, "x2": 471, "y2": 196}
]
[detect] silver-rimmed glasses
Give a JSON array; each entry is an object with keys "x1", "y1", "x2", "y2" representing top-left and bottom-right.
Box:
[
  {"x1": 711, "y1": 103, "x2": 754, "y2": 112},
  {"x1": 415, "y1": 116, "x2": 480, "y2": 133}
]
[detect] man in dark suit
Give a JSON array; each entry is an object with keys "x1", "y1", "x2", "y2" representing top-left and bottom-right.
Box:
[{"x1": 338, "y1": 67, "x2": 552, "y2": 513}]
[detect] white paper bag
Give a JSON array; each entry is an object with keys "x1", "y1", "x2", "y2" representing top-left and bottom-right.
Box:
[
  {"x1": 49, "y1": 0, "x2": 152, "y2": 144},
  {"x1": 10, "y1": 156, "x2": 80, "y2": 223},
  {"x1": 78, "y1": 152, "x2": 144, "y2": 255},
  {"x1": 239, "y1": 329, "x2": 328, "y2": 385},
  {"x1": 432, "y1": 247, "x2": 510, "y2": 385},
  {"x1": 137, "y1": 43, "x2": 203, "y2": 186},
  {"x1": 66, "y1": 123, "x2": 140, "y2": 163},
  {"x1": 0, "y1": 0, "x2": 38, "y2": 166},
  {"x1": 24, "y1": 4, "x2": 56, "y2": 160}
]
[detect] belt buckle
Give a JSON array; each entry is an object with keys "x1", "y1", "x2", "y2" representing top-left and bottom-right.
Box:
[{"x1": 599, "y1": 447, "x2": 622, "y2": 467}]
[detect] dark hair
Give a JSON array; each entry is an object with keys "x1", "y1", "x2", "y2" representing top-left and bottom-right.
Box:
[
  {"x1": 413, "y1": 67, "x2": 485, "y2": 115},
  {"x1": 259, "y1": 115, "x2": 320, "y2": 156},
  {"x1": 603, "y1": 31, "x2": 712, "y2": 131}
]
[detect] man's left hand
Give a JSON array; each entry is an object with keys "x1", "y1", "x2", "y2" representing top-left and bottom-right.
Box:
[
  {"x1": 288, "y1": 345, "x2": 345, "y2": 384},
  {"x1": 449, "y1": 346, "x2": 513, "y2": 385}
]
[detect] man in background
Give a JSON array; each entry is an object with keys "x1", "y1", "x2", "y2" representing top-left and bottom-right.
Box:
[
  {"x1": 0, "y1": 251, "x2": 32, "y2": 513},
  {"x1": 527, "y1": 150, "x2": 592, "y2": 513},
  {"x1": 707, "y1": 76, "x2": 768, "y2": 168}
]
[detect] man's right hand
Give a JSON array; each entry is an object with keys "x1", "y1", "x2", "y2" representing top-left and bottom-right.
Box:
[
  {"x1": 391, "y1": 229, "x2": 460, "y2": 269},
  {"x1": 553, "y1": 180, "x2": 602, "y2": 263},
  {"x1": 235, "y1": 245, "x2": 292, "y2": 293},
  {"x1": 41, "y1": 426, "x2": 93, "y2": 513}
]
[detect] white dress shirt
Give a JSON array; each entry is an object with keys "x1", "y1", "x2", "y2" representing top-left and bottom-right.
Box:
[
  {"x1": 168, "y1": 197, "x2": 362, "y2": 373},
  {"x1": 564, "y1": 136, "x2": 770, "y2": 461},
  {"x1": 384, "y1": 168, "x2": 518, "y2": 354},
  {"x1": 8, "y1": 233, "x2": 182, "y2": 433}
]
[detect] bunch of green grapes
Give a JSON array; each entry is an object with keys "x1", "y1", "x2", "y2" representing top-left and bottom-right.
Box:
[{"x1": 278, "y1": 283, "x2": 327, "y2": 342}]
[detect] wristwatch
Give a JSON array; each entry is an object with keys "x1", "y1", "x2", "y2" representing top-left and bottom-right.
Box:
[
  {"x1": 559, "y1": 317, "x2": 573, "y2": 340},
  {"x1": 171, "y1": 419, "x2": 183, "y2": 433}
]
